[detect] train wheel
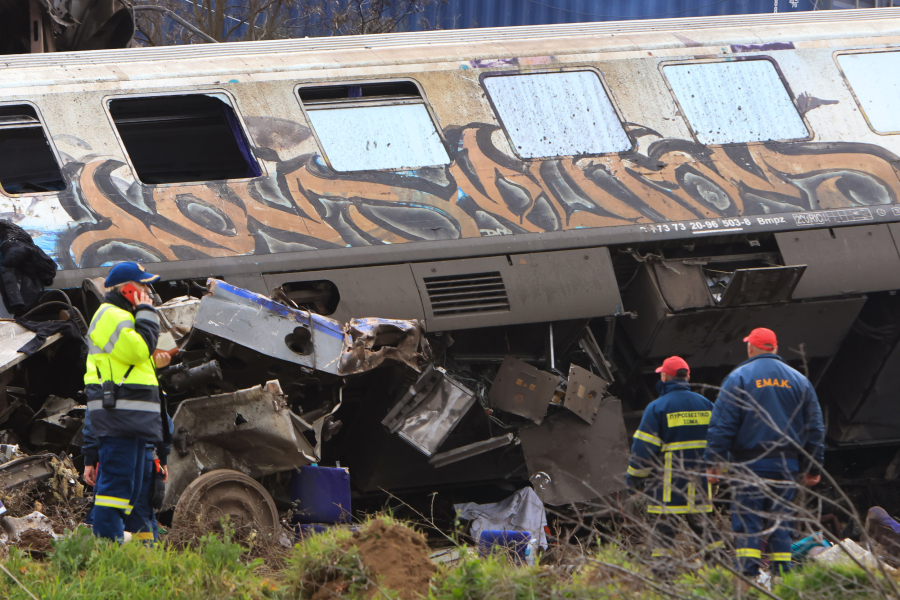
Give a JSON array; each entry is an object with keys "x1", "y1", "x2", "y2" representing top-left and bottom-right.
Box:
[{"x1": 172, "y1": 469, "x2": 279, "y2": 537}]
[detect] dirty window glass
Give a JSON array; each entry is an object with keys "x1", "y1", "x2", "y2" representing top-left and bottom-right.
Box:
[
  {"x1": 482, "y1": 71, "x2": 631, "y2": 159},
  {"x1": 298, "y1": 81, "x2": 450, "y2": 172},
  {"x1": 838, "y1": 52, "x2": 900, "y2": 134},
  {"x1": 108, "y1": 94, "x2": 262, "y2": 185},
  {"x1": 0, "y1": 105, "x2": 65, "y2": 195},
  {"x1": 665, "y1": 60, "x2": 808, "y2": 145}
]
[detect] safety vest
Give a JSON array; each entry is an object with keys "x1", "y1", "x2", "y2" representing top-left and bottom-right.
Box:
[{"x1": 84, "y1": 303, "x2": 162, "y2": 442}]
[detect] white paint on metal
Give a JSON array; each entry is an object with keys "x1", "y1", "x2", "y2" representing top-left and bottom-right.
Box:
[
  {"x1": 838, "y1": 51, "x2": 900, "y2": 133},
  {"x1": 307, "y1": 104, "x2": 449, "y2": 171},
  {"x1": 665, "y1": 60, "x2": 808, "y2": 145},
  {"x1": 484, "y1": 71, "x2": 630, "y2": 159},
  {"x1": 1, "y1": 8, "x2": 899, "y2": 72}
]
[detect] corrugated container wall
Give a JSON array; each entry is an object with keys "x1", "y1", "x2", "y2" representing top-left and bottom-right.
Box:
[{"x1": 406, "y1": 0, "x2": 817, "y2": 30}]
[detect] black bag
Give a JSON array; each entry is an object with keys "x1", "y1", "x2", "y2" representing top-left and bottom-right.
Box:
[{"x1": 150, "y1": 461, "x2": 166, "y2": 511}]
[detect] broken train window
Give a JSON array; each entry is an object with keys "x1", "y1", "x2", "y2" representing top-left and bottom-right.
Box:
[
  {"x1": 481, "y1": 70, "x2": 632, "y2": 159},
  {"x1": 664, "y1": 59, "x2": 809, "y2": 145},
  {"x1": 296, "y1": 80, "x2": 451, "y2": 172},
  {"x1": 107, "y1": 93, "x2": 262, "y2": 185},
  {"x1": 0, "y1": 104, "x2": 65, "y2": 195}
]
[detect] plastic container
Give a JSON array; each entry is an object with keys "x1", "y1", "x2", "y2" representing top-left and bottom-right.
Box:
[
  {"x1": 290, "y1": 466, "x2": 352, "y2": 524},
  {"x1": 478, "y1": 530, "x2": 531, "y2": 563}
]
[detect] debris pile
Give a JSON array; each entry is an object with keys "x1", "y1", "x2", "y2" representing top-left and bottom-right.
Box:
[{"x1": 0, "y1": 225, "x2": 631, "y2": 546}]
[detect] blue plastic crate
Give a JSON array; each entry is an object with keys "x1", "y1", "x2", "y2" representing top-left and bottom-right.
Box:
[
  {"x1": 290, "y1": 466, "x2": 352, "y2": 525},
  {"x1": 478, "y1": 530, "x2": 531, "y2": 563}
]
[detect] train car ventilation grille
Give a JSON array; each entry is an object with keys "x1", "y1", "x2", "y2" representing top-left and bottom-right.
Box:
[{"x1": 424, "y1": 272, "x2": 510, "y2": 316}]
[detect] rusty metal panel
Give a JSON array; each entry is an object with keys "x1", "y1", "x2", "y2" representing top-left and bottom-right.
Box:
[
  {"x1": 561, "y1": 364, "x2": 607, "y2": 424},
  {"x1": 164, "y1": 381, "x2": 318, "y2": 509},
  {"x1": 483, "y1": 71, "x2": 630, "y2": 159},
  {"x1": 837, "y1": 51, "x2": 900, "y2": 134},
  {"x1": 664, "y1": 60, "x2": 808, "y2": 145},
  {"x1": 306, "y1": 104, "x2": 449, "y2": 171},
  {"x1": 519, "y1": 397, "x2": 629, "y2": 505},
  {"x1": 488, "y1": 356, "x2": 560, "y2": 425},
  {"x1": 264, "y1": 264, "x2": 426, "y2": 324},
  {"x1": 777, "y1": 225, "x2": 900, "y2": 299},
  {"x1": 411, "y1": 248, "x2": 622, "y2": 331}
]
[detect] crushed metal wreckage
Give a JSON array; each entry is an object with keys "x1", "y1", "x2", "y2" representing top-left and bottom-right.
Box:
[{"x1": 0, "y1": 245, "x2": 629, "y2": 535}]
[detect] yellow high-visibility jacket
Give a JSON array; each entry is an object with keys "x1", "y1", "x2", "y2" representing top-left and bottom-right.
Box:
[{"x1": 84, "y1": 296, "x2": 163, "y2": 442}]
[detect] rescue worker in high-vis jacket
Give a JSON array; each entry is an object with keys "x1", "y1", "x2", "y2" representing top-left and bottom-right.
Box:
[
  {"x1": 626, "y1": 356, "x2": 721, "y2": 566},
  {"x1": 82, "y1": 262, "x2": 171, "y2": 541},
  {"x1": 705, "y1": 328, "x2": 825, "y2": 578}
]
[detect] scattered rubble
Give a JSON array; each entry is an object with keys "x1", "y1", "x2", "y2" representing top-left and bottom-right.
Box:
[
  {"x1": 0, "y1": 260, "x2": 632, "y2": 547},
  {"x1": 814, "y1": 538, "x2": 896, "y2": 573}
]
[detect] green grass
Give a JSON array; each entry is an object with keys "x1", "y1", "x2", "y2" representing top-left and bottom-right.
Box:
[
  {"x1": 0, "y1": 526, "x2": 280, "y2": 600},
  {"x1": 2, "y1": 520, "x2": 898, "y2": 600}
]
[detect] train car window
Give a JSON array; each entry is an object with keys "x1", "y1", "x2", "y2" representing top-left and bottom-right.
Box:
[
  {"x1": 837, "y1": 52, "x2": 900, "y2": 134},
  {"x1": 482, "y1": 71, "x2": 631, "y2": 159},
  {"x1": 664, "y1": 60, "x2": 808, "y2": 145},
  {"x1": 0, "y1": 105, "x2": 65, "y2": 195},
  {"x1": 108, "y1": 94, "x2": 262, "y2": 185},
  {"x1": 296, "y1": 81, "x2": 450, "y2": 172}
]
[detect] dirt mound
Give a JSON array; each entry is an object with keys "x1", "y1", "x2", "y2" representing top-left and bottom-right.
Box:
[
  {"x1": 17, "y1": 529, "x2": 54, "y2": 552},
  {"x1": 351, "y1": 520, "x2": 436, "y2": 600}
]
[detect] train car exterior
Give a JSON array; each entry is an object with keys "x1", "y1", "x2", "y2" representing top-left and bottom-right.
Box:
[{"x1": 2, "y1": 8, "x2": 900, "y2": 494}]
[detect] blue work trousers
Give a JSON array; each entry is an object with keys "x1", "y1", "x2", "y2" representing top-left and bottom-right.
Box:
[
  {"x1": 124, "y1": 447, "x2": 158, "y2": 542},
  {"x1": 732, "y1": 471, "x2": 797, "y2": 576},
  {"x1": 93, "y1": 437, "x2": 149, "y2": 541}
]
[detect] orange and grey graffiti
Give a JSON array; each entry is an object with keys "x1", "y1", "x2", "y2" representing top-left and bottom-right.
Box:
[{"x1": 58, "y1": 121, "x2": 900, "y2": 269}]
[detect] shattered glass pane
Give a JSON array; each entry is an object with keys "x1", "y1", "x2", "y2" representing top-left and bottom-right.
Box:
[
  {"x1": 483, "y1": 71, "x2": 631, "y2": 159},
  {"x1": 307, "y1": 104, "x2": 450, "y2": 172},
  {"x1": 665, "y1": 60, "x2": 808, "y2": 145}
]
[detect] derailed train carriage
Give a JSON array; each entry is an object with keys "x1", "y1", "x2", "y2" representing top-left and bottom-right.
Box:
[{"x1": 1, "y1": 7, "x2": 900, "y2": 520}]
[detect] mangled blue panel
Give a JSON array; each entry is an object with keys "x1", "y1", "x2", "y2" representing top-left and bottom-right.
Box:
[{"x1": 193, "y1": 279, "x2": 345, "y2": 375}]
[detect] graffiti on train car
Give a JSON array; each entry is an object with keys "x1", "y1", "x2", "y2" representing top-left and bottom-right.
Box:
[{"x1": 45, "y1": 121, "x2": 900, "y2": 268}]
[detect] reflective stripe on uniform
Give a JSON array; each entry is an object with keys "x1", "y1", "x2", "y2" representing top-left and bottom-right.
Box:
[
  {"x1": 135, "y1": 309, "x2": 159, "y2": 327},
  {"x1": 770, "y1": 552, "x2": 792, "y2": 562},
  {"x1": 627, "y1": 466, "x2": 651, "y2": 478},
  {"x1": 666, "y1": 411, "x2": 712, "y2": 427},
  {"x1": 736, "y1": 548, "x2": 762, "y2": 559},
  {"x1": 647, "y1": 504, "x2": 713, "y2": 514},
  {"x1": 87, "y1": 305, "x2": 112, "y2": 337},
  {"x1": 95, "y1": 495, "x2": 131, "y2": 510},
  {"x1": 87, "y1": 399, "x2": 161, "y2": 413},
  {"x1": 103, "y1": 319, "x2": 135, "y2": 355},
  {"x1": 634, "y1": 430, "x2": 662, "y2": 446},
  {"x1": 663, "y1": 451, "x2": 673, "y2": 502},
  {"x1": 661, "y1": 439, "x2": 707, "y2": 452},
  {"x1": 134, "y1": 532, "x2": 155, "y2": 541}
]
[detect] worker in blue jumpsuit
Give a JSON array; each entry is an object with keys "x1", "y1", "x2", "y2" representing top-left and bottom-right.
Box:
[
  {"x1": 705, "y1": 328, "x2": 825, "y2": 577},
  {"x1": 627, "y1": 356, "x2": 722, "y2": 570},
  {"x1": 83, "y1": 412, "x2": 173, "y2": 542}
]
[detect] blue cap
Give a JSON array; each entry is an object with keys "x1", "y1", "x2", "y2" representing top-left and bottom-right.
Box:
[{"x1": 104, "y1": 262, "x2": 161, "y2": 288}]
